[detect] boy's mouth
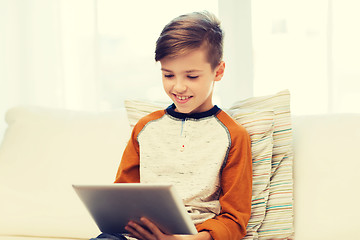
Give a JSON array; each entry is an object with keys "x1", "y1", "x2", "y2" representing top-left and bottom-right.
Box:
[{"x1": 173, "y1": 94, "x2": 193, "y2": 103}]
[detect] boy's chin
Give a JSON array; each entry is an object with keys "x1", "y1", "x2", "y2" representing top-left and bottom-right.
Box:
[
  {"x1": 173, "y1": 105, "x2": 192, "y2": 114},
  {"x1": 174, "y1": 105, "x2": 202, "y2": 114}
]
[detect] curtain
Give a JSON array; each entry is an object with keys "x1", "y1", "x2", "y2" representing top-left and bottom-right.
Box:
[
  {"x1": 0, "y1": 0, "x2": 98, "y2": 136},
  {"x1": 0, "y1": 0, "x2": 98, "y2": 110}
]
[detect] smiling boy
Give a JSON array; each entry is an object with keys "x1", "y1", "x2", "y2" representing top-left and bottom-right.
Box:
[{"x1": 92, "y1": 11, "x2": 252, "y2": 240}]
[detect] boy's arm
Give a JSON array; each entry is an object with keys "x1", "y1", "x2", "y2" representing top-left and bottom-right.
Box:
[
  {"x1": 196, "y1": 127, "x2": 253, "y2": 240},
  {"x1": 114, "y1": 125, "x2": 141, "y2": 183}
]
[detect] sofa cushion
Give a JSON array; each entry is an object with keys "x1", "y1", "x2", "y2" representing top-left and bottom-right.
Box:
[
  {"x1": 0, "y1": 106, "x2": 131, "y2": 239},
  {"x1": 292, "y1": 114, "x2": 360, "y2": 240}
]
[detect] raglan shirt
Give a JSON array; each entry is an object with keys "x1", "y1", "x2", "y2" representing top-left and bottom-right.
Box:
[{"x1": 114, "y1": 104, "x2": 252, "y2": 240}]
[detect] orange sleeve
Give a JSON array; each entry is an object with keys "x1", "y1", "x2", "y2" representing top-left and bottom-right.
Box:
[
  {"x1": 196, "y1": 111, "x2": 253, "y2": 240},
  {"x1": 114, "y1": 125, "x2": 141, "y2": 183},
  {"x1": 114, "y1": 110, "x2": 165, "y2": 183}
]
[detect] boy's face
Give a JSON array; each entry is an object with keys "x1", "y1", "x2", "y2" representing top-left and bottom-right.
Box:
[{"x1": 160, "y1": 48, "x2": 225, "y2": 114}]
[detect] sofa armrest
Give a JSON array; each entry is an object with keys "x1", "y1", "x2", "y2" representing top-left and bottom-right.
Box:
[{"x1": 292, "y1": 114, "x2": 360, "y2": 239}]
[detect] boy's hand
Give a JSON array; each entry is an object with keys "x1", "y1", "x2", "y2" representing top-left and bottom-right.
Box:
[{"x1": 125, "y1": 217, "x2": 212, "y2": 240}]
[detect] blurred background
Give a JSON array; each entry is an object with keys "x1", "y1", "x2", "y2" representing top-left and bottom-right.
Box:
[{"x1": 1, "y1": 0, "x2": 359, "y2": 136}]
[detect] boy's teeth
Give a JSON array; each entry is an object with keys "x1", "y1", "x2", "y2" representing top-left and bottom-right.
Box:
[{"x1": 177, "y1": 95, "x2": 190, "y2": 100}]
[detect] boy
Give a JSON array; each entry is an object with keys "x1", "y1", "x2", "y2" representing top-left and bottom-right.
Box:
[{"x1": 93, "y1": 11, "x2": 252, "y2": 240}]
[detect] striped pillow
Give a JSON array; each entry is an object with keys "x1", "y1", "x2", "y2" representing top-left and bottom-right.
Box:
[
  {"x1": 228, "y1": 109, "x2": 274, "y2": 239},
  {"x1": 124, "y1": 99, "x2": 168, "y2": 128},
  {"x1": 229, "y1": 90, "x2": 294, "y2": 239}
]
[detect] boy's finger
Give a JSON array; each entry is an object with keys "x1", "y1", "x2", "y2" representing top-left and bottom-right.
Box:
[
  {"x1": 127, "y1": 220, "x2": 156, "y2": 240},
  {"x1": 140, "y1": 217, "x2": 164, "y2": 237},
  {"x1": 125, "y1": 224, "x2": 146, "y2": 240}
]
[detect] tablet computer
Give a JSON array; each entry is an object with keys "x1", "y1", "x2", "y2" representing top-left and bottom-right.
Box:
[{"x1": 72, "y1": 183, "x2": 197, "y2": 235}]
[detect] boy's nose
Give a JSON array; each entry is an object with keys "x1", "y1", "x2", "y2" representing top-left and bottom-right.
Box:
[{"x1": 173, "y1": 79, "x2": 187, "y2": 93}]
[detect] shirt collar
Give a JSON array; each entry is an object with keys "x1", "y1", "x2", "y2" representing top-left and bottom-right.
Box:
[{"x1": 165, "y1": 103, "x2": 220, "y2": 120}]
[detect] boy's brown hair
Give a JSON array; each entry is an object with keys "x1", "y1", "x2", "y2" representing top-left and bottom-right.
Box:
[{"x1": 155, "y1": 11, "x2": 224, "y2": 70}]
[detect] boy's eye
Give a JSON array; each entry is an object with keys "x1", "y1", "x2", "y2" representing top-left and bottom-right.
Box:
[
  {"x1": 187, "y1": 75, "x2": 199, "y2": 79},
  {"x1": 164, "y1": 74, "x2": 174, "y2": 78}
]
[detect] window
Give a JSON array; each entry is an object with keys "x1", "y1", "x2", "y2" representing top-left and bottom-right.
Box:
[{"x1": 251, "y1": 0, "x2": 360, "y2": 114}]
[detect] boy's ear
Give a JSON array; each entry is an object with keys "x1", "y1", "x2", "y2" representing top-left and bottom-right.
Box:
[{"x1": 214, "y1": 61, "x2": 225, "y2": 82}]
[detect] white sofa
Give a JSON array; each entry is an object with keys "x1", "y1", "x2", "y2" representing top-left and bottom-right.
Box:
[{"x1": 0, "y1": 106, "x2": 359, "y2": 240}]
